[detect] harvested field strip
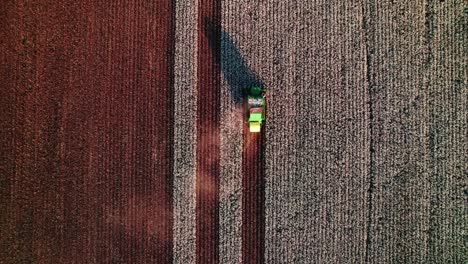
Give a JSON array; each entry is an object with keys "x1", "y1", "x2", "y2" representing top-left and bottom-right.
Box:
[
  {"x1": 137, "y1": 0, "x2": 175, "y2": 262},
  {"x1": 0, "y1": 0, "x2": 176, "y2": 262},
  {"x1": 242, "y1": 125, "x2": 266, "y2": 264},
  {"x1": 102, "y1": 1, "x2": 176, "y2": 261},
  {"x1": 196, "y1": 0, "x2": 221, "y2": 263}
]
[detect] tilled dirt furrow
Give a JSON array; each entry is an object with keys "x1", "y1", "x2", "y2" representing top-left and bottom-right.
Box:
[
  {"x1": 96, "y1": 1, "x2": 175, "y2": 262},
  {"x1": 0, "y1": 0, "x2": 176, "y2": 262},
  {"x1": 196, "y1": 0, "x2": 221, "y2": 263},
  {"x1": 242, "y1": 127, "x2": 266, "y2": 264}
]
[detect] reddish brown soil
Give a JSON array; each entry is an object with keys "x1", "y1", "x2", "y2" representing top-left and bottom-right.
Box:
[
  {"x1": 0, "y1": 0, "x2": 174, "y2": 263},
  {"x1": 196, "y1": 0, "x2": 221, "y2": 263},
  {"x1": 242, "y1": 124, "x2": 265, "y2": 264}
]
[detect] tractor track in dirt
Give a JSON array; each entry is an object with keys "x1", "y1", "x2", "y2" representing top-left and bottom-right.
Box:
[
  {"x1": 196, "y1": 0, "x2": 221, "y2": 263},
  {"x1": 242, "y1": 126, "x2": 266, "y2": 264}
]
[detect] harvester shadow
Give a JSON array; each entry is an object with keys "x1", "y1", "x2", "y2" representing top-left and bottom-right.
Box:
[{"x1": 204, "y1": 18, "x2": 264, "y2": 104}]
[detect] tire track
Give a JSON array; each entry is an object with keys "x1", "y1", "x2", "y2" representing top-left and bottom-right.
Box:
[
  {"x1": 242, "y1": 126, "x2": 266, "y2": 264},
  {"x1": 196, "y1": 0, "x2": 221, "y2": 263}
]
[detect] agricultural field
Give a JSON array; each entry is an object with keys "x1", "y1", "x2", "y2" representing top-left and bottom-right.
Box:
[{"x1": 0, "y1": 0, "x2": 466, "y2": 263}]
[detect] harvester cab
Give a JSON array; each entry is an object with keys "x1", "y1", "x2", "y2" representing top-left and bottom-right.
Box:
[{"x1": 245, "y1": 87, "x2": 266, "y2": 133}]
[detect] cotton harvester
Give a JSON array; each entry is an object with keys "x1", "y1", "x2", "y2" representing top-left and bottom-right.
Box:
[{"x1": 245, "y1": 87, "x2": 266, "y2": 133}]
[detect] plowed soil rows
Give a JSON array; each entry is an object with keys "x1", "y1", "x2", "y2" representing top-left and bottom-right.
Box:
[
  {"x1": 1, "y1": 0, "x2": 174, "y2": 262},
  {"x1": 242, "y1": 126, "x2": 265, "y2": 264},
  {"x1": 195, "y1": 0, "x2": 221, "y2": 263}
]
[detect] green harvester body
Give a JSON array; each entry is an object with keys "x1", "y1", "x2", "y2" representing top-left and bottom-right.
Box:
[{"x1": 246, "y1": 87, "x2": 266, "y2": 133}]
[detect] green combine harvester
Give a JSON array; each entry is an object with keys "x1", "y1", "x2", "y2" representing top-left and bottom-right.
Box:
[{"x1": 245, "y1": 86, "x2": 266, "y2": 133}]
